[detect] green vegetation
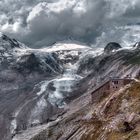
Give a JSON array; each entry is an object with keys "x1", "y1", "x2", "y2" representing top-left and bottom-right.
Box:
[{"x1": 123, "y1": 51, "x2": 140, "y2": 65}]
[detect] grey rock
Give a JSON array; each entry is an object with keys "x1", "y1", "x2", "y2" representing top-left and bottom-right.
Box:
[{"x1": 104, "y1": 42, "x2": 122, "y2": 53}]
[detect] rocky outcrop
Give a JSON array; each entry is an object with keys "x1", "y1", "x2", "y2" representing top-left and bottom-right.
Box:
[
  {"x1": 133, "y1": 42, "x2": 140, "y2": 49},
  {"x1": 78, "y1": 44, "x2": 140, "y2": 78},
  {"x1": 104, "y1": 42, "x2": 122, "y2": 54},
  {"x1": 0, "y1": 34, "x2": 21, "y2": 49},
  {"x1": 1, "y1": 34, "x2": 20, "y2": 48},
  {"x1": 13, "y1": 52, "x2": 63, "y2": 75},
  {"x1": 15, "y1": 53, "x2": 41, "y2": 73},
  {"x1": 0, "y1": 33, "x2": 64, "y2": 75}
]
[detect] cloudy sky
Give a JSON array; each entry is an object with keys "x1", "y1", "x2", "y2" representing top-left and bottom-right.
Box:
[{"x1": 0, "y1": 0, "x2": 140, "y2": 48}]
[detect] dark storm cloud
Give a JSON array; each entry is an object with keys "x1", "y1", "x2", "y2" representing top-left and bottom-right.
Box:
[{"x1": 0, "y1": 0, "x2": 140, "y2": 48}]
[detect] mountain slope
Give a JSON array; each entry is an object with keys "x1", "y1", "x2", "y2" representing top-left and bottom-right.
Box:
[
  {"x1": 1, "y1": 33, "x2": 140, "y2": 140},
  {"x1": 31, "y1": 80, "x2": 140, "y2": 140},
  {"x1": 19, "y1": 43, "x2": 140, "y2": 140}
]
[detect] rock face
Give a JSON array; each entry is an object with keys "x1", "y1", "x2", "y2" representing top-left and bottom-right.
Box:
[
  {"x1": 1, "y1": 34, "x2": 21, "y2": 49},
  {"x1": 15, "y1": 53, "x2": 41, "y2": 73},
  {"x1": 78, "y1": 44, "x2": 140, "y2": 79},
  {"x1": 133, "y1": 42, "x2": 140, "y2": 49},
  {"x1": 104, "y1": 42, "x2": 122, "y2": 53}
]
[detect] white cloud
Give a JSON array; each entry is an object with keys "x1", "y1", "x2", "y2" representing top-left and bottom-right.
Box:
[
  {"x1": 27, "y1": 2, "x2": 45, "y2": 23},
  {"x1": 0, "y1": 0, "x2": 140, "y2": 48}
]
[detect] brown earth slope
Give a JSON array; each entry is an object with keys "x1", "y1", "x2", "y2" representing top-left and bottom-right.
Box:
[{"x1": 31, "y1": 80, "x2": 140, "y2": 140}]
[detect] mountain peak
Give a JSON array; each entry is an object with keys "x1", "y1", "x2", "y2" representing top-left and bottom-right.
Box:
[
  {"x1": 104, "y1": 42, "x2": 122, "y2": 53},
  {"x1": 0, "y1": 34, "x2": 20, "y2": 48},
  {"x1": 46, "y1": 41, "x2": 91, "y2": 52}
]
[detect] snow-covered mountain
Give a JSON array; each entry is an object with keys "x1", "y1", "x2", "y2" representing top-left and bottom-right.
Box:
[
  {"x1": 0, "y1": 34, "x2": 92, "y2": 140},
  {"x1": 1, "y1": 33, "x2": 140, "y2": 140}
]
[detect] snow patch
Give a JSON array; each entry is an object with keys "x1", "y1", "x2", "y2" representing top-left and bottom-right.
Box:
[{"x1": 36, "y1": 81, "x2": 49, "y2": 96}]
